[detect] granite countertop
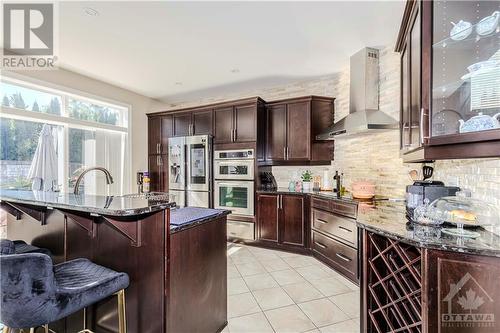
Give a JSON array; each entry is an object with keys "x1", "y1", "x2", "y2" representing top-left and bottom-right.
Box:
[
  {"x1": 356, "y1": 200, "x2": 500, "y2": 258},
  {"x1": 170, "y1": 207, "x2": 231, "y2": 233},
  {"x1": 0, "y1": 189, "x2": 176, "y2": 217},
  {"x1": 256, "y1": 187, "x2": 362, "y2": 203}
]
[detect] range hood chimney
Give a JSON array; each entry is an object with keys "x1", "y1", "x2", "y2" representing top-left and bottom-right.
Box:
[{"x1": 316, "y1": 47, "x2": 398, "y2": 140}]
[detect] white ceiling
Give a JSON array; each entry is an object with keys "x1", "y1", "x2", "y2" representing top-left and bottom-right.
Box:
[{"x1": 58, "y1": 1, "x2": 405, "y2": 103}]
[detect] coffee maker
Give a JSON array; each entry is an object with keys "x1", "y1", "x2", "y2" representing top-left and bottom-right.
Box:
[{"x1": 406, "y1": 180, "x2": 460, "y2": 218}]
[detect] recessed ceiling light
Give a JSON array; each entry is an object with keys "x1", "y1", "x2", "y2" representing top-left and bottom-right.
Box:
[
  {"x1": 174, "y1": 82, "x2": 183, "y2": 86},
  {"x1": 230, "y1": 68, "x2": 240, "y2": 73},
  {"x1": 83, "y1": 7, "x2": 99, "y2": 16}
]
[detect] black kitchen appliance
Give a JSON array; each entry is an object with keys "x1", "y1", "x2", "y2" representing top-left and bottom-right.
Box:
[
  {"x1": 259, "y1": 171, "x2": 277, "y2": 191},
  {"x1": 406, "y1": 181, "x2": 460, "y2": 218}
]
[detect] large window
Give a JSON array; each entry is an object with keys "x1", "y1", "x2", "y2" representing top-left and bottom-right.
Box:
[{"x1": 0, "y1": 76, "x2": 130, "y2": 195}]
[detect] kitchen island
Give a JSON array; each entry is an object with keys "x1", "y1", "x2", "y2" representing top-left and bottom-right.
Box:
[
  {"x1": 0, "y1": 190, "x2": 229, "y2": 333},
  {"x1": 357, "y1": 200, "x2": 500, "y2": 333}
]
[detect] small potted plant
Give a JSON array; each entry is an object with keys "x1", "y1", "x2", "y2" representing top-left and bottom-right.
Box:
[{"x1": 301, "y1": 170, "x2": 313, "y2": 192}]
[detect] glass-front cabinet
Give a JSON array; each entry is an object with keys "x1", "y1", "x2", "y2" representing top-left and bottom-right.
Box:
[
  {"x1": 397, "y1": 0, "x2": 500, "y2": 162},
  {"x1": 432, "y1": 1, "x2": 500, "y2": 139}
]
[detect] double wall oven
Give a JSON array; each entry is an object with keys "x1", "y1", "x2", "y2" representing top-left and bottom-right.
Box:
[{"x1": 214, "y1": 149, "x2": 254, "y2": 217}]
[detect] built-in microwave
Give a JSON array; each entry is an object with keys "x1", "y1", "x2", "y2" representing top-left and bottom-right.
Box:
[
  {"x1": 214, "y1": 159, "x2": 254, "y2": 180},
  {"x1": 214, "y1": 180, "x2": 254, "y2": 216}
]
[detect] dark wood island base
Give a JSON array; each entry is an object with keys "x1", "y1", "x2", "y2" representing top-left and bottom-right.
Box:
[{"x1": 0, "y1": 190, "x2": 228, "y2": 333}]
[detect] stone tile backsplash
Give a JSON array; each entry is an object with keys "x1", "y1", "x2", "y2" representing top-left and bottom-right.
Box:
[{"x1": 168, "y1": 45, "x2": 500, "y2": 206}]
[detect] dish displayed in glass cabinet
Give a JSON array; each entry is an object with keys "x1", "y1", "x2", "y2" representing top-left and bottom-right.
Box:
[{"x1": 432, "y1": 1, "x2": 500, "y2": 138}]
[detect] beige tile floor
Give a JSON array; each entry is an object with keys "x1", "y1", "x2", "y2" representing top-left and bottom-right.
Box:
[{"x1": 225, "y1": 243, "x2": 360, "y2": 333}]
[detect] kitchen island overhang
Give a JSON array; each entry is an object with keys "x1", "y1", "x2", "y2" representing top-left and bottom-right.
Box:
[{"x1": 0, "y1": 190, "x2": 230, "y2": 333}]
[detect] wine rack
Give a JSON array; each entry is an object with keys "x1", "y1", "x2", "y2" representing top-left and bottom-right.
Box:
[{"x1": 365, "y1": 231, "x2": 423, "y2": 333}]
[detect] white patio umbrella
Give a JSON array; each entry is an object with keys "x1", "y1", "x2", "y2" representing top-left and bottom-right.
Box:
[{"x1": 27, "y1": 124, "x2": 58, "y2": 191}]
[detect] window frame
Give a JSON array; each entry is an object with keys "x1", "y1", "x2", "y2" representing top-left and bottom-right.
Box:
[{"x1": 0, "y1": 73, "x2": 132, "y2": 194}]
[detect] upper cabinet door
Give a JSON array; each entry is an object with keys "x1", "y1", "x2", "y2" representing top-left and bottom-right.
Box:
[
  {"x1": 265, "y1": 104, "x2": 287, "y2": 161},
  {"x1": 280, "y1": 195, "x2": 305, "y2": 247},
  {"x1": 192, "y1": 109, "x2": 213, "y2": 135},
  {"x1": 286, "y1": 101, "x2": 311, "y2": 160},
  {"x1": 409, "y1": 9, "x2": 421, "y2": 148},
  {"x1": 173, "y1": 112, "x2": 192, "y2": 137},
  {"x1": 214, "y1": 106, "x2": 234, "y2": 143},
  {"x1": 148, "y1": 116, "x2": 162, "y2": 154},
  {"x1": 401, "y1": 44, "x2": 411, "y2": 151},
  {"x1": 234, "y1": 104, "x2": 257, "y2": 142},
  {"x1": 431, "y1": 0, "x2": 500, "y2": 141},
  {"x1": 160, "y1": 115, "x2": 173, "y2": 153}
]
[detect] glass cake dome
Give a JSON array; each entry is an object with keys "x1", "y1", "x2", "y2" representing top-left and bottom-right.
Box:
[{"x1": 427, "y1": 195, "x2": 500, "y2": 238}]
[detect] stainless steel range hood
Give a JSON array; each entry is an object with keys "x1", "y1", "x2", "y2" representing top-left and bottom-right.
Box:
[{"x1": 316, "y1": 47, "x2": 398, "y2": 140}]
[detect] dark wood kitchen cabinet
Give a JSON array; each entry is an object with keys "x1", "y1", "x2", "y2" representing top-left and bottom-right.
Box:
[
  {"x1": 148, "y1": 115, "x2": 173, "y2": 154},
  {"x1": 148, "y1": 116, "x2": 162, "y2": 155},
  {"x1": 256, "y1": 193, "x2": 308, "y2": 250},
  {"x1": 214, "y1": 106, "x2": 235, "y2": 144},
  {"x1": 396, "y1": 0, "x2": 500, "y2": 162},
  {"x1": 362, "y1": 229, "x2": 500, "y2": 333},
  {"x1": 265, "y1": 104, "x2": 287, "y2": 161},
  {"x1": 281, "y1": 195, "x2": 306, "y2": 246},
  {"x1": 172, "y1": 109, "x2": 213, "y2": 137},
  {"x1": 213, "y1": 97, "x2": 266, "y2": 144},
  {"x1": 256, "y1": 194, "x2": 279, "y2": 242},
  {"x1": 172, "y1": 112, "x2": 192, "y2": 137},
  {"x1": 148, "y1": 154, "x2": 167, "y2": 192},
  {"x1": 148, "y1": 115, "x2": 171, "y2": 192},
  {"x1": 192, "y1": 109, "x2": 213, "y2": 135},
  {"x1": 264, "y1": 96, "x2": 334, "y2": 165},
  {"x1": 310, "y1": 197, "x2": 358, "y2": 283}
]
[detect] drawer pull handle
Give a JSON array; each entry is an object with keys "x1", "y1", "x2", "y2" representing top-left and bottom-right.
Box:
[
  {"x1": 317, "y1": 219, "x2": 329, "y2": 224},
  {"x1": 336, "y1": 253, "x2": 352, "y2": 262},
  {"x1": 314, "y1": 241, "x2": 327, "y2": 249},
  {"x1": 338, "y1": 226, "x2": 352, "y2": 233}
]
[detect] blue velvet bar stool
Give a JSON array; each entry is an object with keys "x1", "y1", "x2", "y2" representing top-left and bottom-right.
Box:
[
  {"x1": 0, "y1": 238, "x2": 52, "y2": 256},
  {"x1": 0, "y1": 245, "x2": 129, "y2": 333}
]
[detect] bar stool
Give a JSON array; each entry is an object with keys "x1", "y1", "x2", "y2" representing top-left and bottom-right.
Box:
[
  {"x1": 0, "y1": 251, "x2": 129, "y2": 333},
  {"x1": 0, "y1": 239, "x2": 51, "y2": 256}
]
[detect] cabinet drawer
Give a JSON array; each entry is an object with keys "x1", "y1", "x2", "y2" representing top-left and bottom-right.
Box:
[
  {"x1": 311, "y1": 197, "x2": 332, "y2": 212},
  {"x1": 312, "y1": 209, "x2": 357, "y2": 247},
  {"x1": 332, "y1": 202, "x2": 357, "y2": 219},
  {"x1": 227, "y1": 221, "x2": 255, "y2": 240},
  {"x1": 312, "y1": 231, "x2": 357, "y2": 278}
]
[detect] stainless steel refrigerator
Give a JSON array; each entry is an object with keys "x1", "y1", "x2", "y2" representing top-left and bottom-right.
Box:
[{"x1": 168, "y1": 135, "x2": 212, "y2": 208}]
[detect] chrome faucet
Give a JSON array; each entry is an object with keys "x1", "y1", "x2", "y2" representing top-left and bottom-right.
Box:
[{"x1": 73, "y1": 167, "x2": 114, "y2": 195}]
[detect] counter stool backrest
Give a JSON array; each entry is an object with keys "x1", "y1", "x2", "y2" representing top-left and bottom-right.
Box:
[
  {"x1": 0, "y1": 239, "x2": 15, "y2": 255},
  {"x1": 0, "y1": 253, "x2": 57, "y2": 328}
]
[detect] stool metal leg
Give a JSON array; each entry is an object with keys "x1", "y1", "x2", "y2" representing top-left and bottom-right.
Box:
[{"x1": 116, "y1": 289, "x2": 127, "y2": 333}]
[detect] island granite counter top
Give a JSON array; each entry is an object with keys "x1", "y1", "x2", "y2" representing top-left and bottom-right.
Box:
[
  {"x1": 0, "y1": 189, "x2": 176, "y2": 217},
  {"x1": 356, "y1": 200, "x2": 500, "y2": 258},
  {"x1": 170, "y1": 207, "x2": 230, "y2": 233}
]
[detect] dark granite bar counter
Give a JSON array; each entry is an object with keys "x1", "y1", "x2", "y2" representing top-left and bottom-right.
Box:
[
  {"x1": 356, "y1": 200, "x2": 500, "y2": 257},
  {"x1": 0, "y1": 189, "x2": 175, "y2": 217},
  {"x1": 170, "y1": 207, "x2": 230, "y2": 233}
]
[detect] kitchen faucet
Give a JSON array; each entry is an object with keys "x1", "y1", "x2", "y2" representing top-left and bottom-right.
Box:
[{"x1": 73, "y1": 167, "x2": 114, "y2": 195}]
